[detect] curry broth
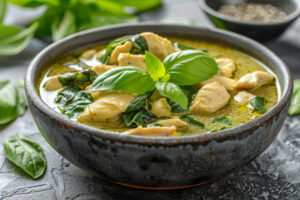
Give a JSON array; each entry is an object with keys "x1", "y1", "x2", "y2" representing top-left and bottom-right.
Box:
[{"x1": 38, "y1": 37, "x2": 279, "y2": 136}]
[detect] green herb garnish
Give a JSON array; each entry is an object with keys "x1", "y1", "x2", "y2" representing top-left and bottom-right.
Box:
[
  {"x1": 250, "y1": 96, "x2": 267, "y2": 113},
  {"x1": 179, "y1": 115, "x2": 205, "y2": 128},
  {"x1": 4, "y1": 134, "x2": 47, "y2": 179},
  {"x1": 212, "y1": 116, "x2": 232, "y2": 125}
]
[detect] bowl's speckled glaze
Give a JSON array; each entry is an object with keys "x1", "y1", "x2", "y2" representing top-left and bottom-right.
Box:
[{"x1": 25, "y1": 23, "x2": 293, "y2": 189}]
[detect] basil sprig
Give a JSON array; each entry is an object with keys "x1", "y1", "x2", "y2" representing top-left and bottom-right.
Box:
[
  {"x1": 4, "y1": 134, "x2": 47, "y2": 179},
  {"x1": 90, "y1": 50, "x2": 219, "y2": 109}
]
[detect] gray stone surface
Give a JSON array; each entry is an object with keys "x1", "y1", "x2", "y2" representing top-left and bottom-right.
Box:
[{"x1": 1, "y1": 0, "x2": 300, "y2": 199}]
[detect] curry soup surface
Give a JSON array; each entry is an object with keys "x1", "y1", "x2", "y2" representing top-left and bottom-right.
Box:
[{"x1": 38, "y1": 37, "x2": 279, "y2": 136}]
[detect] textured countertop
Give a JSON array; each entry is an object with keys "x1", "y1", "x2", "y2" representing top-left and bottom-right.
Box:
[{"x1": 1, "y1": 0, "x2": 300, "y2": 199}]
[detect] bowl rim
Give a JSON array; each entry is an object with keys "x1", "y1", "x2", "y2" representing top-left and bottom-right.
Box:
[
  {"x1": 198, "y1": 0, "x2": 300, "y2": 26},
  {"x1": 25, "y1": 22, "x2": 293, "y2": 146}
]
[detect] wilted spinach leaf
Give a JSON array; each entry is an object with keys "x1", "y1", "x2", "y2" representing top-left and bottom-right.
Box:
[
  {"x1": 55, "y1": 84, "x2": 93, "y2": 117},
  {"x1": 212, "y1": 116, "x2": 232, "y2": 125},
  {"x1": 250, "y1": 96, "x2": 267, "y2": 113},
  {"x1": 179, "y1": 115, "x2": 205, "y2": 128},
  {"x1": 4, "y1": 134, "x2": 47, "y2": 179},
  {"x1": 122, "y1": 93, "x2": 156, "y2": 127}
]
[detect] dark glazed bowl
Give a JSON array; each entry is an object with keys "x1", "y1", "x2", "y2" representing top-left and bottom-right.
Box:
[
  {"x1": 25, "y1": 23, "x2": 292, "y2": 189},
  {"x1": 199, "y1": 0, "x2": 300, "y2": 41}
]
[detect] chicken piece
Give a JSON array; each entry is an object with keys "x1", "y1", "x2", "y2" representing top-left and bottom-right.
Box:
[
  {"x1": 92, "y1": 64, "x2": 114, "y2": 76},
  {"x1": 190, "y1": 82, "x2": 230, "y2": 113},
  {"x1": 235, "y1": 71, "x2": 274, "y2": 90},
  {"x1": 150, "y1": 98, "x2": 172, "y2": 117},
  {"x1": 78, "y1": 92, "x2": 135, "y2": 123},
  {"x1": 80, "y1": 49, "x2": 96, "y2": 59},
  {"x1": 123, "y1": 126, "x2": 177, "y2": 137},
  {"x1": 158, "y1": 117, "x2": 187, "y2": 128},
  {"x1": 118, "y1": 53, "x2": 147, "y2": 72},
  {"x1": 108, "y1": 41, "x2": 133, "y2": 65},
  {"x1": 197, "y1": 75, "x2": 237, "y2": 92},
  {"x1": 216, "y1": 58, "x2": 236, "y2": 77},
  {"x1": 140, "y1": 32, "x2": 176, "y2": 60},
  {"x1": 44, "y1": 76, "x2": 63, "y2": 91},
  {"x1": 234, "y1": 91, "x2": 256, "y2": 105}
]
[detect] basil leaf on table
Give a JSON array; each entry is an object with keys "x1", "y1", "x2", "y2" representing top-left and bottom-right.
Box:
[
  {"x1": 163, "y1": 50, "x2": 219, "y2": 85},
  {"x1": 51, "y1": 10, "x2": 76, "y2": 42},
  {"x1": 4, "y1": 134, "x2": 47, "y2": 179},
  {"x1": 55, "y1": 84, "x2": 93, "y2": 117},
  {"x1": 250, "y1": 96, "x2": 267, "y2": 113},
  {"x1": 212, "y1": 116, "x2": 232, "y2": 125},
  {"x1": 145, "y1": 51, "x2": 165, "y2": 81},
  {"x1": 289, "y1": 80, "x2": 300, "y2": 115},
  {"x1": 0, "y1": 80, "x2": 25, "y2": 126},
  {"x1": 89, "y1": 67, "x2": 155, "y2": 94},
  {"x1": 111, "y1": 0, "x2": 162, "y2": 12},
  {"x1": 7, "y1": 0, "x2": 56, "y2": 7},
  {"x1": 155, "y1": 81, "x2": 188, "y2": 109},
  {"x1": 179, "y1": 115, "x2": 205, "y2": 128},
  {"x1": 0, "y1": 23, "x2": 38, "y2": 56},
  {"x1": 0, "y1": 0, "x2": 6, "y2": 23}
]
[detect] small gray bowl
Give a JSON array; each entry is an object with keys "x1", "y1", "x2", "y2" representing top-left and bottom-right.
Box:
[
  {"x1": 199, "y1": 0, "x2": 300, "y2": 41},
  {"x1": 25, "y1": 23, "x2": 292, "y2": 189}
]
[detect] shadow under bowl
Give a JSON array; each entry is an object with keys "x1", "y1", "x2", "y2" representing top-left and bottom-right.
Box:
[
  {"x1": 25, "y1": 23, "x2": 293, "y2": 189},
  {"x1": 198, "y1": 0, "x2": 300, "y2": 41}
]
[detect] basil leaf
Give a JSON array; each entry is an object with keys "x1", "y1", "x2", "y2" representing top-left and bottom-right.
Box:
[
  {"x1": 8, "y1": 0, "x2": 58, "y2": 7},
  {"x1": 4, "y1": 134, "x2": 47, "y2": 179},
  {"x1": 111, "y1": 0, "x2": 162, "y2": 12},
  {"x1": 55, "y1": 84, "x2": 93, "y2": 117},
  {"x1": 288, "y1": 80, "x2": 300, "y2": 115},
  {"x1": 156, "y1": 81, "x2": 188, "y2": 109},
  {"x1": 123, "y1": 93, "x2": 156, "y2": 127},
  {"x1": 145, "y1": 51, "x2": 165, "y2": 81},
  {"x1": 179, "y1": 115, "x2": 205, "y2": 128},
  {"x1": 0, "y1": 23, "x2": 38, "y2": 56},
  {"x1": 16, "y1": 78, "x2": 26, "y2": 116},
  {"x1": 0, "y1": 0, "x2": 6, "y2": 23},
  {"x1": 173, "y1": 42, "x2": 194, "y2": 50},
  {"x1": 51, "y1": 10, "x2": 76, "y2": 42},
  {"x1": 89, "y1": 67, "x2": 155, "y2": 94},
  {"x1": 212, "y1": 116, "x2": 232, "y2": 125},
  {"x1": 250, "y1": 96, "x2": 267, "y2": 113},
  {"x1": 167, "y1": 85, "x2": 198, "y2": 113},
  {"x1": 163, "y1": 50, "x2": 219, "y2": 85},
  {"x1": 58, "y1": 69, "x2": 95, "y2": 85},
  {"x1": 0, "y1": 80, "x2": 25, "y2": 126}
]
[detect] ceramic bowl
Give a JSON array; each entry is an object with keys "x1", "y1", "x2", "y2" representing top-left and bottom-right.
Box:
[
  {"x1": 25, "y1": 23, "x2": 292, "y2": 189},
  {"x1": 198, "y1": 0, "x2": 300, "y2": 41}
]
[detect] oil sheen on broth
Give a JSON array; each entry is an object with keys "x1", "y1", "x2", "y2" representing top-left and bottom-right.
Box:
[{"x1": 37, "y1": 33, "x2": 279, "y2": 137}]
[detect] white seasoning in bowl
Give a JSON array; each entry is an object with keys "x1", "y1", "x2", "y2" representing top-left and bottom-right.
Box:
[{"x1": 218, "y1": 3, "x2": 287, "y2": 23}]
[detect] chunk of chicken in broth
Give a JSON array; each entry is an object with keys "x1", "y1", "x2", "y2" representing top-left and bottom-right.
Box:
[
  {"x1": 216, "y1": 58, "x2": 236, "y2": 77},
  {"x1": 44, "y1": 76, "x2": 63, "y2": 91},
  {"x1": 107, "y1": 41, "x2": 132, "y2": 65},
  {"x1": 118, "y1": 53, "x2": 147, "y2": 72},
  {"x1": 235, "y1": 71, "x2": 274, "y2": 90},
  {"x1": 78, "y1": 92, "x2": 135, "y2": 123},
  {"x1": 140, "y1": 32, "x2": 176, "y2": 60},
  {"x1": 234, "y1": 91, "x2": 256, "y2": 105},
  {"x1": 191, "y1": 82, "x2": 230, "y2": 113},
  {"x1": 123, "y1": 126, "x2": 177, "y2": 137},
  {"x1": 91, "y1": 64, "x2": 115, "y2": 76},
  {"x1": 158, "y1": 117, "x2": 187, "y2": 128},
  {"x1": 197, "y1": 75, "x2": 237, "y2": 92},
  {"x1": 150, "y1": 98, "x2": 172, "y2": 117}
]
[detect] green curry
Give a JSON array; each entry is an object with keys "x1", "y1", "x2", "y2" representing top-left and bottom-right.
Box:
[{"x1": 38, "y1": 32, "x2": 279, "y2": 137}]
